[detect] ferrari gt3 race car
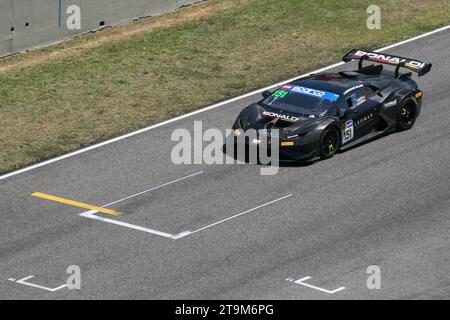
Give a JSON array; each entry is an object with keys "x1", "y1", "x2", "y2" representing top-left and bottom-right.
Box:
[{"x1": 231, "y1": 49, "x2": 432, "y2": 161}]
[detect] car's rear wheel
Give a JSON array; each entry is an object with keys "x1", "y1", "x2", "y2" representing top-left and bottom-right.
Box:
[
  {"x1": 397, "y1": 99, "x2": 417, "y2": 131},
  {"x1": 319, "y1": 127, "x2": 339, "y2": 159}
]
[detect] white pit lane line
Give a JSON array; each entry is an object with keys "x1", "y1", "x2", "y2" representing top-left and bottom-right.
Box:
[
  {"x1": 9, "y1": 276, "x2": 68, "y2": 292},
  {"x1": 185, "y1": 194, "x2": 293, "y2": 237},
  {"x1": 80, "y1": 209, "x2": 188, "y2": 240},
  {"x1": 79, "y1": 170, "x2": 293, "y2": 240},
  {"x1": 286, "y1": 276, "x2": 346, "y2": 295},
  {"x1": 81, "y1": 194, "x2": 293, "y2": 240},
  {"x1": 79, "y1": 170, "x2": 204, "y2": 240}
]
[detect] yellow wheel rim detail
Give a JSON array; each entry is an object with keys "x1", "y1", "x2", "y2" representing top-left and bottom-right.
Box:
[{"x1": 328, "y1": 144, "x2": 334, "y2": 154}]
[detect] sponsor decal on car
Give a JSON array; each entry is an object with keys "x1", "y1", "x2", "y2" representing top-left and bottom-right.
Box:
[
  {"x1": 343, "y1": 84, "x2": 364, "y2": 95},
  {"x1": 384, "y1": 100, "x2": 397, "y2": 108},
  {"x1": 289, "y1": 85, "x2": 340, "y2": 101},
  {"x1": 272, "y1": 90, "x2": 289, "y2": 98},
  {"x1": 275, "y1": 84, "x2": 340, "y2": 102},
  {"x1": 356, "y1": 96, "x2": 367, "y2": 106},
  {"x1": 352, "y1": 50, "x2": 427, "y2": 70},
  {"x1": 262, "y1": 111, "x2": 300, "y2": 122},
  {"x1": 355, "y1": 113, "x2": 374, "y2": 127}
]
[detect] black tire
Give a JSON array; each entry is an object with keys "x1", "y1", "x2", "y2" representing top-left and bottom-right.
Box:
[
  {"x1": 397, "y1": 99, "x2": 417, "y2": 131},
  {"x1": 319, "y1": 127, "x2": 340, "y2": 160}
]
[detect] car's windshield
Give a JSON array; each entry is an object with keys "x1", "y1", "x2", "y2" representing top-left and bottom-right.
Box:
[{"x1": 262, "y1": 84, "x2": 340, "y2": 117}]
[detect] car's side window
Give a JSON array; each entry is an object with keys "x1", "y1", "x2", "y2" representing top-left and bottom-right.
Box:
[
  {"x1": 338, "y1": 88, "x2": 369, "y2": 115},
  {"x1": 346, "y1": 95, "x2": 354, "y2": 108},
  {"x1": 337, "y1": 96, "x2": 351, "y2": 115}
]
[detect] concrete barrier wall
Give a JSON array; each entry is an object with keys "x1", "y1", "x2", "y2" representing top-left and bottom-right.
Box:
[
  {"x1": 0, "y1": 1, "x2": 13, "y2": 56},
  {"x1": 0, "y1": 0, "x2": 202, "y2": 58}
]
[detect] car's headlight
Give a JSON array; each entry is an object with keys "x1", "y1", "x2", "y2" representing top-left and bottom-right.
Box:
[{"x1": 285, "y1": 131, "x2": 309, "y2": 139}]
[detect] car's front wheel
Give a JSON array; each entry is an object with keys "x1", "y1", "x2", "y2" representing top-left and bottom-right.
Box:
[
  {"x1": 319, "y1": 127, "x2": 340, "y2": 159},
  {"x1": 397, "y1": 98, "x2": 418, "y2": 131}
]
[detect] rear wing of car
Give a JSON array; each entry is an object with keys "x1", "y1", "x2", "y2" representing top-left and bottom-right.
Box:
[{"x1": 343, "y1": 49, "x2": 432, "y2": 77}]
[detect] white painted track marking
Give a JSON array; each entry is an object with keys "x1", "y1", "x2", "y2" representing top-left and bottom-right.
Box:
[
  {"x1": 78, "y1": 171, "x2": 204, "y2": 239},
  {"x1": 11, "y1": 275, "x2": 68, "y2": 292},
  {"x1": 0, "y1": 25, "x2": 448, "y2": 182},
  {"x1": 80, "y1": 210, "x2": 186, "y2": 239},
  {"x1": 80, "y1": 193, "x2": 292, "y2": 240},
  {"x1": 287, "y1": 276, "x2": 346, "y2": 294},
  {"x1": 184, "y1": 194, "x2": 293, "y2": 237},
  {"x1": 101, "y1": 170, "x2": 204, "y2": 208}
]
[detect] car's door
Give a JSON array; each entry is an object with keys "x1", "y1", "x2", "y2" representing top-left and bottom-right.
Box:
[
  {"x1": 353, "y1": 87, "x2": 380, "y2": 137},
  {"x1": 338, "y1": 87, "x2": 379, "y2": 143}
]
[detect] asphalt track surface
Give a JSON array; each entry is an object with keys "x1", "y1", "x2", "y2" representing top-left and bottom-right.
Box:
[{"x1": 0, "y1": 29, "x2": 449, "y2": 300}]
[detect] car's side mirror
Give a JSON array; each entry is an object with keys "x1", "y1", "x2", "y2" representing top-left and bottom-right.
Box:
[{"x1": 262, "y1": 90, "x2": 272, "y2": 98}]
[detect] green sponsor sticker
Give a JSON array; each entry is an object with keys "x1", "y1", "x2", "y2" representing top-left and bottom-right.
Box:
[{"x1": 272, "y1": 90, "x2": 289, "y2": 98}]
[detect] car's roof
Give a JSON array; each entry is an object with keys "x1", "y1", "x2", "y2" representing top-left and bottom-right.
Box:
[{"x1": 289, "y1": 71, "x2": 395, "y2": 95}]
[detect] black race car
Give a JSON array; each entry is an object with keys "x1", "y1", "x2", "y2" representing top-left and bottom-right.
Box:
[{"x1": 231, "y1": 49, "x2": 431, "y2": 161}]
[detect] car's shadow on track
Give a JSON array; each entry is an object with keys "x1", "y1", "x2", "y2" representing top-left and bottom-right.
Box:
[
  {"x1": 278, "y1": 160, "x2": 316, "y2": 168},
  {"x1": 222, "y1": 144, "x2": 316, "y2": 168},
  {"x1": 222, "y1": 130, "x2": 394, "y2": 168},
  {"x1": 337, "y1": 130, "x2": 394, "y2": 154}
]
